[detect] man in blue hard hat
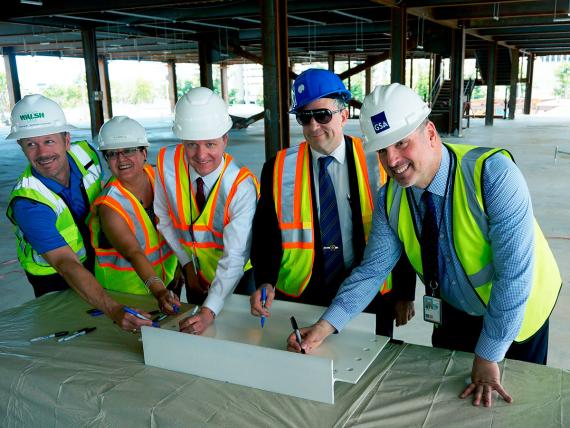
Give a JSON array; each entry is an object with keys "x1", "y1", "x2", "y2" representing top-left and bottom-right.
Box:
[{"x1": 249, "y1": 68, "x2": 416, "y2": 335}]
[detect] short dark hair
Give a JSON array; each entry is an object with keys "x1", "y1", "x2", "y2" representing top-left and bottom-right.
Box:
[{"x1": 323, "y1": 96, "x2": 346, "y2": 110}]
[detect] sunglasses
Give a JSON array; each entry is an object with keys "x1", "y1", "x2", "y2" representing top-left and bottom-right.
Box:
[
  {"x1": 295, "y1": 108, "x2": 343, "y2": 126},
  {"x1": 103, "y1": 147, "x2": 142, "y2": 161}
]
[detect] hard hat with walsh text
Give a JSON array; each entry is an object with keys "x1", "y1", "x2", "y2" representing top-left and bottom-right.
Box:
[
  {"x1": 360, "y1": 83, "x2": 431, "y2": 152},
  {"x1": 290, "y1": 68, "x2": 351, "y2": 113},
  {"x1": 98, "y1": 116, "x2": 149, "y2": 151},
  {"x1": 7, "y1": 94, "x2": 77, "y2": 140}
]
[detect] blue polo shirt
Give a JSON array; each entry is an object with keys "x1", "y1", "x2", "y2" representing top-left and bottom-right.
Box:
[{"x1": 11, "y1": 154, "x2": 92, "y2": 255}]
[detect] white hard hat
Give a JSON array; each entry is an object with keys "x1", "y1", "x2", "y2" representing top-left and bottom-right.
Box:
[
  {"x1": 173, "y1": 87, "x2": 233, "y2": 140},
  {"x1": 360, "y1": 83, "x2": 431, "y2": 152},
  {"x1": 6, "y1": 94, "x2": 77, "y2": 140},
  {"x1": 98, "y1": 116, "x2": 149, "y2": 151}
]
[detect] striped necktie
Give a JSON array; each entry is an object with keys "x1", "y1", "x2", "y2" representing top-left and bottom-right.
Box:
[{"x1": 318, "y1": 156, "x2": 344, "y2": 287}]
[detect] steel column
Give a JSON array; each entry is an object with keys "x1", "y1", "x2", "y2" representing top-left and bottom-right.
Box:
[
  {"x1": 167, "y1": 60, "x2": 178, "y2": 112},
  {"x1": 262, "y1": 0, "x2": 289, "y2": 159},
  {"x1": 450, "y1": 27, "x2": 465, "y2": 136},
  {"x1": 97, "y1": 56, "x2": 113, "y2": 120},
  {"x1": 199, "y1": 38, "x2": 213, "y2": 89},
  {"x1": 2, "y1": 47, "x2": 21, "y2": 107},
  {"x1": 485, "y1": 43, "x2": 497, "y2": 126},
  {"x1": 390, "y1": 6, "x2": 406, "y2": 84},
  {"x1": 220, "y1": 63, "x2": 229, "y2": 103},
  {"x1": 328, "y1": 53, "x2": 335, "y2": 72},
  {"x1": 508, "y1": 49, "x2": 519, "y2": 120},
  {"x1": 523, "y1": 53, "x2": 534, "y2": 115},
  {"x1": 365, "y1": 64, "x2": 372, "y2": 96},
  {"x1": 81, "y1": 28, "x2": 104, "y2": 138}
]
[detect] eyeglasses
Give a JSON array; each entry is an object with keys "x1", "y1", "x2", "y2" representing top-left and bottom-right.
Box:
[
  {"x1": 295, "y1": 108, "x2": 343, "y2": 126},
  {"x1": 103, "y1": 147, "x2": 142, "y2": 161}
]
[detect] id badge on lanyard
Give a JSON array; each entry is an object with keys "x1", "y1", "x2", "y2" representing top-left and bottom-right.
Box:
[{"x1": 423, "y1": 280, "x2": 442, "y2": 324}]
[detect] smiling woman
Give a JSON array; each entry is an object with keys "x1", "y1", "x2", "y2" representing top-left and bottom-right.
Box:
[{"x1": 89, "y1": 116, "x2": 181, "y2": 315}]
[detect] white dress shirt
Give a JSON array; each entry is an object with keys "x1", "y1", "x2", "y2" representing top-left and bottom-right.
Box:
[
  {"x1": 310, "y1": 139, "x2": 355, "y2": 270},
  {"x1": 155, "y1": 154, "x2": 258, "y2": 315}
]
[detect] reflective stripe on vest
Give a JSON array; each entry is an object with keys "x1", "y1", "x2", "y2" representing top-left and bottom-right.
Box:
[
  {"x1": 6, "y1": 141, "x2": 102, "y2": 276},
  {"x1": 386, "y1": 143, "x2": 561, "y2": 341},
  {"x1": 157, "y1": 144, "x2": 258, "y2": 284},
  {"x1": 89, "y1": 164, "x2": 178, "y2": 295},
  {"x1": 273, "y1": 137, "x2": 391, "y2": 297}
]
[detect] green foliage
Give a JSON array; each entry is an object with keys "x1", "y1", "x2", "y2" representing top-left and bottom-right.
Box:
[
  {"x1": 414, "y1": 73, "x2": 429, "y2": 101},
  {"x1": 130, "y1": 77, "x2": 154, "y2": 104},
  {"x1": 228, "y1": 88, "x2": 238, "y2": 105},
  {"x1": 472, "y1": 85, "x2": 485, "y2": 100},
  {"x1": 42, "y1": 75, "x2": 86, "y2": 108},
  {"x1": 554, "y1": 63, "x2": 570, "y2": 98},
  {"x1": 177, "y1": 79, "x2": 194, "y2": 98},
  {"x1": 0, "y1": 72, "x2": 10, "y2": 124}
]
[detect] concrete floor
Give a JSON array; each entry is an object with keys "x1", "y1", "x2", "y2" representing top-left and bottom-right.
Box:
[{"x1": 0, "y1": 114, "x2": 568, "y2": 370}]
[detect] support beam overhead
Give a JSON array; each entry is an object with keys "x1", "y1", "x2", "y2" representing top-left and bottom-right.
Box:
[
  {"x1": 390, "y1": 5, "x2": 407, "y2": 84},
  {"x1": 2, "y1": 47, "x2": 22, "y2": 107},
  {"x1": 262, "y1": 0, "x2": 290, "y2": 159},
  {"x1": 81, "y1": 28, "x2": 104, "y2": 138}
]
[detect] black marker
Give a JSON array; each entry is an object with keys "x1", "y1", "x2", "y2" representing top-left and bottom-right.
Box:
[{"x1": 290, "y1": 316, "x2": 305, "y2": 354}]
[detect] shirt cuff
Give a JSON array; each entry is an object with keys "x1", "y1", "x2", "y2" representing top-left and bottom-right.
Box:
[
  {"x1": 203, "y1": 294, "x2": 224, "y2": 316},
  {"x1": 177, "y1": 252, "x2": 191, "y2": 267},
  {"x1": 475, "y1": 334, "x2": 512, "y2": 363},
  {"x1": 321, "y1": 303, "x2": 353, "y2": 333}
]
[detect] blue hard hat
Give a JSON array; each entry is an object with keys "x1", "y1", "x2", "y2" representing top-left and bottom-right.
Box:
[{"x1": 290, "y1": 68, "x2": 352, "y2": 113}]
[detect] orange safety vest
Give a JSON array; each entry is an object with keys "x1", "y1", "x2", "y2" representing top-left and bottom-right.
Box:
[
  {"x1": 272, "y1": 137, "x2": 390, "y2": 297},
  {"x1": 156, "y1": 145, "x2": 258, "y2": 285},
  {"x1": 89, "y1": 164, "x2": 178, "y2": 294}
]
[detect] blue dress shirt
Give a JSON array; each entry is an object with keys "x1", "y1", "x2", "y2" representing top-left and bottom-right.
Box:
[{"x1": 322, "y1": 144, "x2": 535, "y2": 362}]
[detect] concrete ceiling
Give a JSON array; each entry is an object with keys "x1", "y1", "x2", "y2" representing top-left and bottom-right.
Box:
[{"x1": 1, "y1": 0, "x2": 569, "y2": 64}]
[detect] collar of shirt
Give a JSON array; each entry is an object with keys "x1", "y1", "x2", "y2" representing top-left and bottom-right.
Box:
[
  {"x1": 411, "y1": 144, "x2": 450, "y2": 203},
  {"x1": 189, "y1": 155, "x2": 226, "y2": 197},
  {"x1": 309, "y1": 138, "x2": 346, "y2": 170}
]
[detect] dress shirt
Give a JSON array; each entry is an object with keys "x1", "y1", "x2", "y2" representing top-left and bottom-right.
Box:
[
  {"x1": 322, "y1": 145, "x2": 535, "y2": 362},
  {"x1": 155, "y1": 153, "x2": 258, "y2": 315},
  {"x1": 310, "y1": 139, "x2": 354, "y2": 270}
]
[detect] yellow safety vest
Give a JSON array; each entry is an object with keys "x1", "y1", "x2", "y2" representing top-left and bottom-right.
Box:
[
  {"x1": 273, "y1": 137, "x2": 391, "y2": 297},
  {"x1": 156, "y1": 144, "x2": 258, "y2": 285},
  {"x1": 89, "y1": 164, "x2": 178, "y2": 295},
  {"x1": 386, "y1": 143, "x2": 561, "y2": 341},
  {"x1": 6, "y1": 141, "x2": 102, "y2": 276}
]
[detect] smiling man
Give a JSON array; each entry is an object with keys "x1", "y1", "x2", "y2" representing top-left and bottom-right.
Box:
[
  {"x1": 154, "y1": 87, "x2": 258, "y2": 335},
  {"x1": 288, "y1": 83, "x2": 561, "y2": 408},
  {"x1": 6, "y1": 95, "x2": 154, "y2": 332},
  {"x1": 249, "y1": 69, "x2": 416, "y2": 337}
]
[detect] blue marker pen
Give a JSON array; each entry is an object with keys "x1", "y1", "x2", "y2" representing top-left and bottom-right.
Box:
[
  {"x1": 168, "y1": 290, "x2": 180, "y2": 313},
  {"x1": 260, "y1": 287, "x2": 267, "y2": 328},
  {"x1": 123, "y1": 307, "x2": 160, "y2": 328}
]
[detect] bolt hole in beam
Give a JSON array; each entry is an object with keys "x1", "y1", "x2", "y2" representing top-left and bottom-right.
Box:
[{"x1": 142, "y1": 294, "x2": 389, "y2": 404}]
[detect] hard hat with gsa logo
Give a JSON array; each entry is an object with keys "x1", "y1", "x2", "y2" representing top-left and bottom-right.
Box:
[
  {"x1": 360, "y1": 83, "x2": 431, "y2": 152},
  {"x1": 290, "y1": 68, "x2": 351, "y2": 113}
]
